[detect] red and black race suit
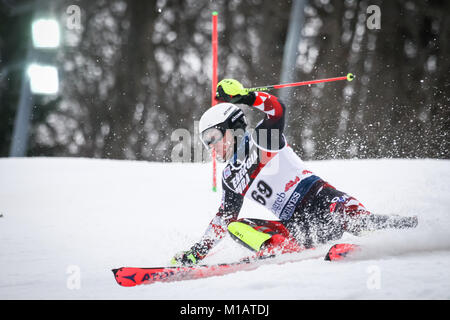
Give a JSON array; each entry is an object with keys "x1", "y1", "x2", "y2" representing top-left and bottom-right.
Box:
[{"x1": 191, "y1": 92, "x2": 371, "y2": 257}]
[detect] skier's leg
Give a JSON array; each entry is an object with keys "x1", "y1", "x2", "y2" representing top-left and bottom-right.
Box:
[
  {"x1": 325, "y1": 183, "x2": 418, "y2": 235},
  {"x1": 228, "y1": 218, "x2": 303, "y2": 257},
  {"x1": 342, "y1": 211, "x2": 419, "y2": 234},
  {"x1": 284, "y1": 182, "x2": 348, "y2": 247}
]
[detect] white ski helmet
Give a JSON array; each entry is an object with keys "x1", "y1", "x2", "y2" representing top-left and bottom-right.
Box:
[{"x1": 199, "y1": 103, "x2": 247, "y2": 149}]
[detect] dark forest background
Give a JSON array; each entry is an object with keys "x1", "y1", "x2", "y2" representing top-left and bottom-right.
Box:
[{"x1": 1, "y1": 0, "x2": 449, "y2": 161}]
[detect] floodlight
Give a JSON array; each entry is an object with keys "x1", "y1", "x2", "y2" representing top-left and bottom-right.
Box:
[
  {"x1": 27, "y1": 63, "x2": 59, "y2": 95},
  {"x1": 31, "y1": 18, "x2": 60, "y2": 48}
]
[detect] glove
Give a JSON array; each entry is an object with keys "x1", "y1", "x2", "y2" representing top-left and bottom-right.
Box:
[
  {"x1": 216, "y1": 79, "x2": 249, "y2": 103},
  {"x1": 171, "y1": 249, "x2": 201, "y2": 266}
]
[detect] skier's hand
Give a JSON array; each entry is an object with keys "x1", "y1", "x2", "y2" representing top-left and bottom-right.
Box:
[
  {"x1": 171, "y1": 250, "x2": 200, "y2": 266},
  {"x1": 216, "y1": 79, "x2": 249, "y2": 103}
]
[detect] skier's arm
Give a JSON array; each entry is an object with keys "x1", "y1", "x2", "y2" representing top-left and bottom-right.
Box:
[
  {"x1": 192, "y1": 181, "x2": 244, "y2": 255},
  {"x1": 216, "y1": 79, "x2": 286, "y2": 149},
  {"x1": 216, "y1": 80, "x2": 285, "y2": 124},
  {"x1": 241, "y1": 91, "x2": 285, "y2": 126},
  {"x1": 172, "y1": 182, "x2": 244, "y2": 265},
  {"x1": 240, "y1": 91, "x2": 286, "y2": 150}
]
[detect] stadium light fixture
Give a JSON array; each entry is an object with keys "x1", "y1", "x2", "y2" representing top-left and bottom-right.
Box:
[
  {"x1": 27, "y1": 63, "x2": 59, "y2": 95},
  {"x1": 31, "y1": 18, "x2": 60, "y2": 48}
]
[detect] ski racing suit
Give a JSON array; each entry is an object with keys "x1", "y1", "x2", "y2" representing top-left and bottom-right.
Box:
[{"x1": 191, "y1": 91, "x2": 417, "y2": 259}]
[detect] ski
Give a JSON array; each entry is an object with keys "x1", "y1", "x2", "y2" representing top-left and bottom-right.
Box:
[
  {"x1": 112, "y1": 243, "x2": 360, "y2": 287},
  {"x1": 112, "y1": 260, "x2": 258, "y2": 287}
]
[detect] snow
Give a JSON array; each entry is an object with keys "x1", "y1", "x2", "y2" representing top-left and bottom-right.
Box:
[{"x1": 0, "y1": 157, "x2": 449, "y2": 299}]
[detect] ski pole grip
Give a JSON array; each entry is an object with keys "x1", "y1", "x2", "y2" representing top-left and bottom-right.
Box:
[{"x1": 346, "y1": 73, "x2": 355, "y2": 81}]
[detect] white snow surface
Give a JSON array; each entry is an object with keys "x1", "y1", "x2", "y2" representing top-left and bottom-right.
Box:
[{"x1": 0, "y1": 157, "x2": 449, "y2": 300}]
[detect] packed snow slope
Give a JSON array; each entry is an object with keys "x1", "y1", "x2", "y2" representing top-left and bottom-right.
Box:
[{"x1": 0, "y1": 157, "x2": 449, "y2": 299}]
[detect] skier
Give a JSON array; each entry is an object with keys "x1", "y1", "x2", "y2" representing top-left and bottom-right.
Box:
[{"x1": 172, "y1": 79, "x2": 418, "y2": 265}]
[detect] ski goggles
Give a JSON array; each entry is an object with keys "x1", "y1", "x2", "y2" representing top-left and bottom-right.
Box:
[{"x1": 200, "y1": 127, "x2": 225, "y2": 149}]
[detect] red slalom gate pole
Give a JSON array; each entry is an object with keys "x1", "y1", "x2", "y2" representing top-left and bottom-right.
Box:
[
  {"x1": 247, "y1": 73, "x2": 355, "y2": 92},
  {"x1": 211, "y1": 11, "x2": 218, "y2": 192}
]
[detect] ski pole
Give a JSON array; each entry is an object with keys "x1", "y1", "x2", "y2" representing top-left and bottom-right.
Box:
[
  {"x1": 211, "y1": 11, "x2": 218, "y2": 192},
  {"x1": 246, "y1": 73, "x2": 355, "y2": 92}
]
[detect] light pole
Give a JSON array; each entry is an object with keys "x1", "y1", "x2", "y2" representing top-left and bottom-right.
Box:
[
  {"x1": 9, "y1": 14, "x2": 60, "y2": 157},
  {"x1": 9, "y1": 39, "x2": 34, "y2": 157},
  {"x1": 279, "y1": 0, "x2": 306, "y2": 137}
]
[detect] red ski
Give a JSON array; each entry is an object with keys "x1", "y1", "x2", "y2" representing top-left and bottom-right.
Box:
[
  {"x1": 112, "y1": 243, "x2": 360, "y2": 287},
  {"x1": 112, "y1": 260, "x2": 258, "y2": 287}
]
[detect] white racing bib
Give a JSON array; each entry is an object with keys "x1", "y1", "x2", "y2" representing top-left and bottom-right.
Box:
[{"x1": 223, "y1": 136, "x2": 321, "y2": 221}]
